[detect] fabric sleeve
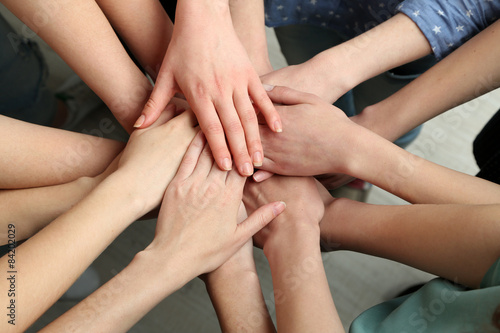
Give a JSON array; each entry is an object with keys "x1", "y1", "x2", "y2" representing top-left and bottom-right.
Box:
[{"x1": 398, "y1": 0, "x2": 500, "y2": 60}]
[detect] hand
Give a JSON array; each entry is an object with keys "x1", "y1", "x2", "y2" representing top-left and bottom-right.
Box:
[
  {"x1": 117, "y1": 106, "x2": 198, "y2": 213},
  {"x1": 243, "y1": 175, "x2": 324, "y2": 250},
  {"x1": 260, "y1": 59, "x2": 346, "y2": 105},
  {"x1": 146, "y1": 131, "x2": 286, "y2": 278},
  {"x1": 256, "y1": 86, "x2": 357, "y2": 177},
  {"x1": 203, "y1": 202, "x2": 256, "y2": 284},
  {"x1": 135, "y1": 2, "x2": 282, "y2": 176},
  {"x1": 253, "y1": 170, "x2": 354, "y2": 191}
]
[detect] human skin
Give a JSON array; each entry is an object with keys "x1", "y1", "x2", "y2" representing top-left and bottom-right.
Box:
[
  {"x1": 255, "y1": 86, "x2": 500, "y2": 205},
  {"x1": 136, "y1": 0, "x2": 282, "y2": 177},
  {"x1": 0, "y1": 110, "x2": 199, "y2": 332},
  {"x1": 243, "y1": 176, "x2": 344, "y2": 332},
  {"x1": 229, "y1": 0, "x2": 273, "y2": 76},
  {"x1": 95, "y1": 0, "x2": 173, "y2": 80},
  {"x1": 353, "y1": 18, "x2": 500, "y2": 142},
  {"x1": 320, "y1": 197, "x2": 500, "y2": 289},
  {"x1": 260, "y1": 13, "x2": 432, "y2": 104},
  {"x1": 203, "y1": 203, "x2": 276, "y2": 333},
  {"x1": 1, "y1": 0, "x2": 152, "y2": 132},
  {"x1": 40, "y1": 133, "x2": 285, "y2": 333},
  {"x1": 0, "y1": 115, "x2": 124, "y2": 189}
]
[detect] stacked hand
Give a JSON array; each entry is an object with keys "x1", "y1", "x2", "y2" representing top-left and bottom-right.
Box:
[
  {"x1": 136, "y1": 0, "x2": 282, "y2": 177},
  {"x1": 254, "y1": 86, "x2": 359, "y2": 179},
  {"x1": 144, "y1": 131, "x2": 286, "y2": 279},
  {"x1": 243, "y1": 175, "x2": 325, "y2": 251}
]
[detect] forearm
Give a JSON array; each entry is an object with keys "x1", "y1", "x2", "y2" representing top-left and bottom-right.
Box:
[
  {"x1": 0, "y1": 153, "x2": 122, "y2": 243},
  {"x1": 265, "y1": 230, "x2": 342, "y2": 333},
  {"x1": 0, "y1": 177, "x2": 97, "y2": 244},
  {"x1": 0, "y1": 115, "x2": 124, "y2": 189},
  {"x1": 0, "y1": 170, "x2": 144, "y2": 331},
  {"x1": 309, "y1": 13, "x2": 431, "y2": 102},
  {"x1": 41, "y1": 250, "x2": 187, "y2": 332},
  {"x1": 354, "y1": 19, "x2": 500, "y2": 142},
  {"x1": 321, "y1": 198, "x2": 500, "y2": 288},
  {"x1": 96, "y1": 0, "x2": 173, "y2": 80},
  {"x1": 206, "y1": 267, "x2": 276, "y2": 333},
  {"x1": 229, "y1": 0, "x2": 272, "y2": 75},
  {"x1": 343, "y1": 123, "x2": 500, "y2": 204},
  {"x1": 1, "y1": 0, "x2": 151, "y2": 131}
]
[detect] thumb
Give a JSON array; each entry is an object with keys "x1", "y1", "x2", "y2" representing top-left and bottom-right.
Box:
[
  {"x1": 265, "y1": 85, "x2": 317, "y2": 106},
  {"x1": 235, "y1": 201, "x2": 286, "y2": 242},
  {"x1": 134, "y1": 72, "x2": 177, "y2": 129}
]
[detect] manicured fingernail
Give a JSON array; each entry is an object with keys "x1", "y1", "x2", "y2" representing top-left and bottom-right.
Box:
[
  {"x1": 274, "y1": 120, "x2": 282, "y2": 133},
  {"x1": 242, "y1": 162, "x2": 253, "y2": 176},
  {"x1": 263, "y1": 84, "x2": 275, "y2": 91},
  {"x1": 222, "y1": 158, "x2": 232, "y2": 171},
  {"x1": 253, "y1": 151, "x2": 263, "y2": 167},
  {"x1": 134, "y1": 115, "x2": 145, "y2": 128},
  {"x1": 273, "y1": 201, "x2": 286, "y2": 216}
]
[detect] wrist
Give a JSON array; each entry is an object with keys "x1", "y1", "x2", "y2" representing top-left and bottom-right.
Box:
[
  {"x1": 135, "y1": 246, "x2": 193, "y2": 298},
  {"x1": 313, "y1": 46, "x2": 360, "y2": 101},
  {"x1": 263, "y1": 222, "x2": 320, "y2": 260},
  {"x1": 99, "y1": 169, "x2": 151, "y2": 219},
  {"x1": 353, "y1": 102, "x2": 405, "y2": 143}
]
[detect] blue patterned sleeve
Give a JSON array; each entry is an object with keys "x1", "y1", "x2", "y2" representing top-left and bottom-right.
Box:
[{"x1": 398, "y1": 0, "x2": 500, "y2": 60}]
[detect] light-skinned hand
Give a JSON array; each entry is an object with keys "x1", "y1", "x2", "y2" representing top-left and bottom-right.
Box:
[
  {"x1": 243, "y1": 175, "x2": 324, "y2": 250},
  {"x1": 117, "y1": 106, "x2": 198, "y2": 214},
  {"x1": 134, "y1": 1, "x2": 282, "y2": 177},
  {"x1": 254, "y1": 86, "x2": 358, "y2": 178},
  {"x1": 144, "y1": 131, "x2": 286, "y2": 278}
]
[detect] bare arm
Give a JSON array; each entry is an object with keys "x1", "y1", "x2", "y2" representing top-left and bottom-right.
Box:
[
  {"x1": 229, "y1": 0, "x2": 272, "y2": 75},
  {"x1": 354, "y1": 19, "x2": 500, "y2": 142},
  {"x1": 204, "y1": 204, "x2": 276, "y2": 333},
  {"x1": 257, "y1": 86, "x2": 500, "y2": 205},
  {"x1": 95, "y1": 0, "x2": 173, "y2": 80},
  {"x1": 1, "y1": 0, "x2": 152, "y2": 131},
  {"x1": 0, "y1": 110, "x2": 198, "y2": 332},
  {"x1": 137, "y1": 0, "x2": 282, "y2": 177},
  {"x1": 41, "y1": 133, "x2": 285, "y2": 333},
  {"x1": 261, "y1": 13, "x2": 431, "y2": 104},
  {"x1": 320, "y1": 198, "x2": 500, "y2": 289},
  {"x1": 244, "y1": 176, "x2": 343, "y2": 332},
  {"x1": 0, "y1": 115, "x2": 124, "y2": 188}
]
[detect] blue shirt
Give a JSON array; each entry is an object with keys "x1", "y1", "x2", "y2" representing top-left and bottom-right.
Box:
[{"x1": 264, "y1": 0, "x2": 500, "y2": 59}]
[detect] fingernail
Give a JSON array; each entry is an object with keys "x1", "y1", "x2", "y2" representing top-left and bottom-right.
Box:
[
  {"x1": 274, "y1": 120, "x2": 282, "y2": 133},
  {"x1": 133, "y1": 115, "x2": 145, "y2": 128},
  {"x1": 273, "y1": 201, "x2": 286, "y2": 216},
  {"x1": 222, "y1": 158, "x2": 232, "y2": 171},
  {"x1": 263, "y1": 84, "x2": 275, "y2": 91},
  {"x1": 253, "y1": 172, "x2": 264, "y2": 182},
  {"x1": 253, "y1": 151, "x2": 263, "y2": 167},
  {"x1": 242, "y1": 162, "x2": 253, "y2": 176}
]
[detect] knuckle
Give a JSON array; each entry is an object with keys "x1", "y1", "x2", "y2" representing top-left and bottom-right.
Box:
[
  {"x1": 203, "y1": 121, "x2": 225, "y2": 135},
  {"x1": 240, "y1": 107, "x2": 258, "y2": 123},
  {"x1": 145, "y1": 98, "x2": 160, "y2": 113},
  {"x1": 224, "y1": 119, "x2": 244, "y2": 134},
  {"x1": 246, "y1": 138, "x2": 262, "y2": 152}
]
